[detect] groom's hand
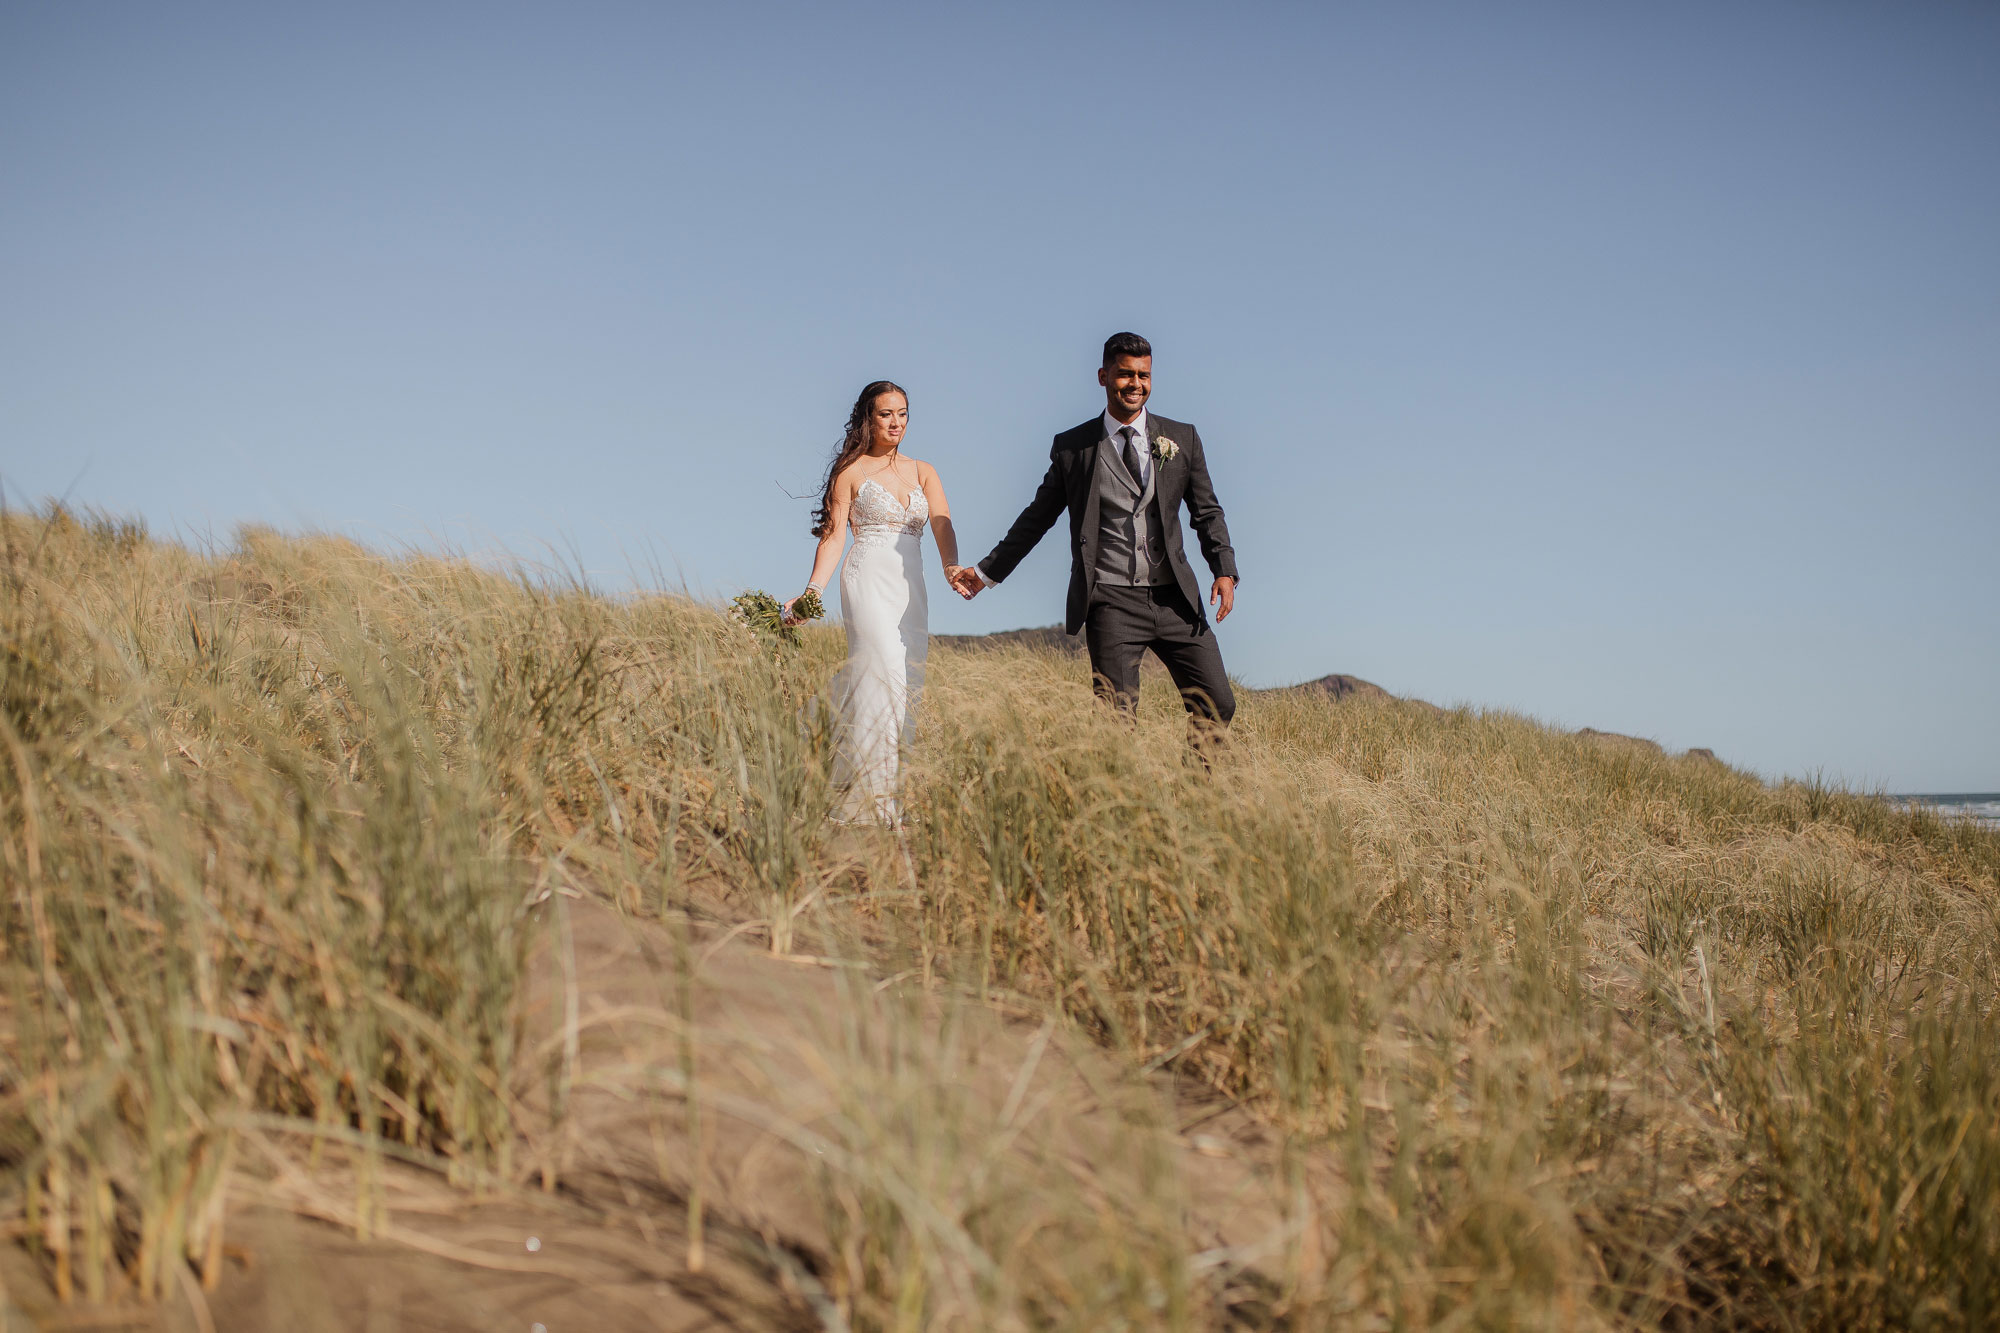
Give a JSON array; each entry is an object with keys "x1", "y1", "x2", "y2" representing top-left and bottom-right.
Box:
[{"x1": 1210, "y1": 576, "x2": 1236, "y2": 623}]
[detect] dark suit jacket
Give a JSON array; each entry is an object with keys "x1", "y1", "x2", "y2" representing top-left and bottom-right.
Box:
[{"x1": 981, "y1": 412, "x2": 1239, "y2": 635}]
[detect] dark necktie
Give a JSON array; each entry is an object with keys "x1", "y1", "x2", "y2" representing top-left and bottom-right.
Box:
[{"x1": 1119, "y1": 426, "x2": 1144, "y2": 483}]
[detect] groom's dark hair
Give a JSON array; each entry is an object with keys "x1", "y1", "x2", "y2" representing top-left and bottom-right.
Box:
[{"x1": 1102, "y1": 331, "x2": 1151, "y2": 365}]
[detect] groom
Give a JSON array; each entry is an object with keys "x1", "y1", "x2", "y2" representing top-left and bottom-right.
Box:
[{"x1": 952, "y1": 332, "x2": 1240, "y2": 736}]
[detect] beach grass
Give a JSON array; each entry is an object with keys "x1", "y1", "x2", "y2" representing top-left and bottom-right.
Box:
[{"x1": 2, "y1": 501, "x2": 1995, "y2": 1329}]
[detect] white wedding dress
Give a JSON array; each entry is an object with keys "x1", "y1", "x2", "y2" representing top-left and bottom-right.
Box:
[{"x1": 831, "y1": 478, "x2": 929, "y2": 824}]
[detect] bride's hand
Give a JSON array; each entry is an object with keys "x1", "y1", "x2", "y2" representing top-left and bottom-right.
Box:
[{"x1": 780, "y1": 598, "x2": 800, "y2": 626}]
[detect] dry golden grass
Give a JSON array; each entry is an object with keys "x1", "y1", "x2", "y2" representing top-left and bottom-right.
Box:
[{"x1": 2, "y1": 504, "x2": 1995, "y2": 1329}]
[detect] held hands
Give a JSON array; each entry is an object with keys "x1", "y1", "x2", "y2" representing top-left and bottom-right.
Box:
[
  {"x1": 1210, "y1": 576, "x2": 1236, "y2": 623},
  {"x1": 945, "y1": 565, "x2": 983, "y2": 600}
]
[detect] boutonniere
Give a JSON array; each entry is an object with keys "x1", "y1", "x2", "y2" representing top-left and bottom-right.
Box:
[{"x1": 1150, "y1": 434, "x2": 1178, "y2": 463}]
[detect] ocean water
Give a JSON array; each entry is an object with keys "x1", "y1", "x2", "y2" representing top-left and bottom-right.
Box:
[{"x1": 1894, "y1": 793, "x2": 2000, "y2": 831}]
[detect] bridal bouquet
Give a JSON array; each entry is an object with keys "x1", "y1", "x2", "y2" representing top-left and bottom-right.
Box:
[{"x1": 730, "y1": 587, "x2": 823, "y2": 646}]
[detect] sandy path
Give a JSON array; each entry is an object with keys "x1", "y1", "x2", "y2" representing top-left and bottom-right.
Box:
[{"x1": 10, "y1": 896, "x2": 1284, "y2": 1331}]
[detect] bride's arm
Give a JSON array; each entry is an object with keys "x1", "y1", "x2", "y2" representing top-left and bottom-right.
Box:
[
  {"x1": 920, "y1": 463, "x2": 962, "y2": 576},
  {"x1": 785, "y1": 484, "x2": 851, "y2": 620}
]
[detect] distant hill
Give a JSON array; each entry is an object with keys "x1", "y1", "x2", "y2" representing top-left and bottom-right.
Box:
[
  {"x1": 935, "y1": 627, "x2": 1419, "y2": 705},
  {"x1": 935, "y1": 626, "x2": 1721, "y2": 761},
  {"x1": 932, "y1": 624, "x2": 1083, "y2": 655},
  {"x1": 1281, "y1": 672, "x2": 1432, "y2": 709},
  {"x1": 1288, "y1": 673, "x2": 1391, "y2": 702}
]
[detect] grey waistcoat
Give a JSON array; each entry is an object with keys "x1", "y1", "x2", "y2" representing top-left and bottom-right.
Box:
[{"x1": 1092, "y1": 434, "x2": 1171, "y2": 587}]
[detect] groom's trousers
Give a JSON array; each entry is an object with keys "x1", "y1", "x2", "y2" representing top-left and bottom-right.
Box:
[{"x1": 1083, "y1": 583, "x2": 1235, "y2": 729}]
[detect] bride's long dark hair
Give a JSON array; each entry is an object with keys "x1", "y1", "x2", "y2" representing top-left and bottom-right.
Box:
[{"x1": 811, "y1": 380, "x2": 907, "y2": 538}]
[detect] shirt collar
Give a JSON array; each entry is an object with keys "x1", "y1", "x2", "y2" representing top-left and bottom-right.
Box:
[{"x1": 1102, "y1": 408, "x2": 1148, "y2": 445}]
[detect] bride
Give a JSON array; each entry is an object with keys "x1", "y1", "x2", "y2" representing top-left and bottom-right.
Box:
[{"x1": 785, "y1": 381, "x2": 966, "y2": 824}]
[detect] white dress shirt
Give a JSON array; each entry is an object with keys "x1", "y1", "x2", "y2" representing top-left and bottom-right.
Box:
[{"x1": 976, "y1": 409, "x2": 1148, "y2": 587}]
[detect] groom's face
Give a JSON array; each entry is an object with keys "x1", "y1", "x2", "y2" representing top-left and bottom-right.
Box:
[{"x1": 1098, "y1": 355, "x2": 1152, "y2": 421}]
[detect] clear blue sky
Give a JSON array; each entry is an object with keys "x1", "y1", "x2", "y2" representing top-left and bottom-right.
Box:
[{"x1": 4, "y1": 2, "x2": 1995, "y2": 791}]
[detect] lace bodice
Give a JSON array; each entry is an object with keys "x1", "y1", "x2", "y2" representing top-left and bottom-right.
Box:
[{"x1": 849, "y1": 477, "x2": 929, "y2": 550}]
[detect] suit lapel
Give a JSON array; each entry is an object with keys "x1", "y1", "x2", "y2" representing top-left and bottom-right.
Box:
[
  {"x1": 1077, "y1": 420, "x2": 1104, "y2": 563},
  {"x1": 1148, "y1": 417, "x2": 1179, "y2": 529},
  {"x1": 1102, "y1": 415, "x2": 1146, "y2": 495}
]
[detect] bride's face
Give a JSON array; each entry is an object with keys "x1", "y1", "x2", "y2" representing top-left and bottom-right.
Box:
[{"x1": 871, "y1": 394, "x2": 909, "y2": 449}]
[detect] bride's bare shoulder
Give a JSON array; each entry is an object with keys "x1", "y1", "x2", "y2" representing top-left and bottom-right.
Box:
[{"x1": 830, "y1": 461, "x2": 867, "y2": 495}]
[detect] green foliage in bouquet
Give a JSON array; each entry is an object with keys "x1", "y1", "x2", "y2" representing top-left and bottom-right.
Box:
[{"x1": 730, "y1": 587, "x2": 823, "y2": 647}]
